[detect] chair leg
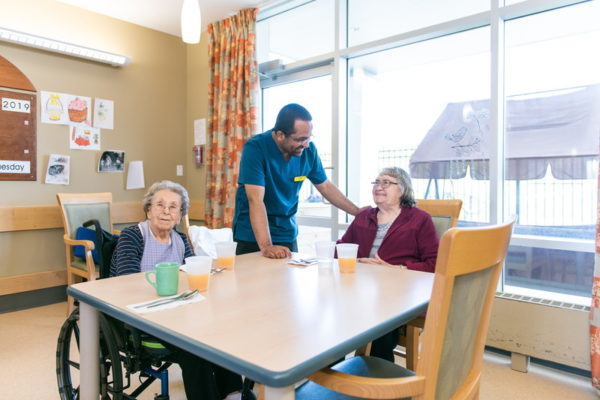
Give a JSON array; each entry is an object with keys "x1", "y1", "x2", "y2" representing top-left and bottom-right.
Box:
[
  {"x1": 354, "y1": 342, "x2": 372, "y2": 356},
  {"x1": 405, "y1": 325, "x2": 420, "y2": 370},
  {"x1": 255, "y1": 383, "x2": 265, "y2": 400}
]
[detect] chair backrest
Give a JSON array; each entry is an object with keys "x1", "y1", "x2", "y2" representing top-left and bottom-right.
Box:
[
  {"x1": 416, "y1": 199, "x2": 463, "y2": 239},
  {"x1": 181, "y1": 214, "x2": 191, "y2": 243},
  {"x1": 416, "y1": 219, "x2": 514, "y2": 400},
  {"x1": 56, "y1": 192, "x2": 113, "y2": 239}
]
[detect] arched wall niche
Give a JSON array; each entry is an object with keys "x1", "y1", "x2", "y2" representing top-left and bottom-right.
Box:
[{"x1": 0, "y1": 55, "x2": 37, "y2": 181}]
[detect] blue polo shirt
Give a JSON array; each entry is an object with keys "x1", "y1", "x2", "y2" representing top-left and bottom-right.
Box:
[{"x1": 233, "y1": 130, "x2": 327, "y2": 243}]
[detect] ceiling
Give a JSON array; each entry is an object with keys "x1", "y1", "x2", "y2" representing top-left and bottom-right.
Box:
[{"x1": 57, "y1": 0, "x2": 266, "y2": 38}]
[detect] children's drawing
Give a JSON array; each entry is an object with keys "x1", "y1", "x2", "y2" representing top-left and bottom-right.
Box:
[
  {"x1": 68, "y1": 97, "x2": 90, "y2": 123},
  {"x1": 46, "y1": 94, "x2": 63, "y2": 121},
  {"x1": 41, "y1": 91, "x2": 92, "y2": 125},
  {"x1": 69, "y1": 125, "x2": 100, "y2": 150},
  {"x1": 94, "y1": 98, "x2": 114, "y2": 130}
]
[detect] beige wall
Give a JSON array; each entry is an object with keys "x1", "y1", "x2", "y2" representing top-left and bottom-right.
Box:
[
  {"x1": 186, "y1": 33, "x2": 209, "y2": 203},
  {"x1": 0, "y1": 0, "x2": 208, "y2": 277}
]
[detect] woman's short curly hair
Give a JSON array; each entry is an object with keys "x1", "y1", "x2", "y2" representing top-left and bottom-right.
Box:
[
  {"x1": 378, "y1": 167, "x2": 416, "y2": 208},
  {"x1": 142, "y1": 180, "x2": 190, "y2": 216}
]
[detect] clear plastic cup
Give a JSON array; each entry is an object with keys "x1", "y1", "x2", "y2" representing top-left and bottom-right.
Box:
[
  {"x1": 336, "y1": 243, "x2": 359, "y2": 273},
  {"x1": 215, "y1": 241, "x2": 238, "y2": 270},
  {"x1": 315, "y1": 241, "x2": 336, "y2": 268},
  {"x1": 184, "y1": 256, "x2": 212, "y2": 291}
]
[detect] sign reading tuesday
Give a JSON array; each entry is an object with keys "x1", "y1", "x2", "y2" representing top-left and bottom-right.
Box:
[{"x1": 0, "y1": 160, "x2": 31, "y2": 174}]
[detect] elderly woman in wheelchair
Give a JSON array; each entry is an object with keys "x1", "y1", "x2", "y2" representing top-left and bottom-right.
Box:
[{"x1": 56, "y1": 181, "x2": 244, "y2": 400}]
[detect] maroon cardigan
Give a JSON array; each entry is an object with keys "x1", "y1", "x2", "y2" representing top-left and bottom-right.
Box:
[{"x1": 338, "y1": 206, "x2": 439, "y2": 272}]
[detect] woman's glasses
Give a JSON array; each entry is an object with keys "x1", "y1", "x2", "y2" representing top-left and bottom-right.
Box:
[
  {"x1": 152, "y1": 203, "x2": 181, "y2": 214},
  {"x1": 371, "y1": 180, "x2": 399, "y2": 189}
]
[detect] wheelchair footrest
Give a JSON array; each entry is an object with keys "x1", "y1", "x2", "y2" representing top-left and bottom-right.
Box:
[{"x1": 129, "y1": 362, "x2": 171, "y2": 399}]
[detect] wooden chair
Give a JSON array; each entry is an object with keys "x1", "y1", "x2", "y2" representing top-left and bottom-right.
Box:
[
  {"x1": 57, "y1": 192, "x2": 114, "y2": 314},
  {"x1": 416, "y1": 199, "x2": 462, "y2": 237},
  {"x1": 181, "y1": 214, "x2": 191, "y2": 243},
  {"x1": 296, "y1": 219, "x2": 514, "y2": 400},
  {"x1": 399, "y1": 199, "x2": 463, "y2": 370}
]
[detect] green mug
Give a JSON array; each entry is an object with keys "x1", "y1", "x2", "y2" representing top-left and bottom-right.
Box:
[{"x1": 145, "y1": 262, "x2": 180, "y2": 296}]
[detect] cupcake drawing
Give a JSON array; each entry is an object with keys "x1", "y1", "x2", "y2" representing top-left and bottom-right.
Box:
[
  {"x1": 68, "y1": 97, "x2": 88, "y2": 122},
  {"x1": 46, "y1": 94, "x2": 63, "y2": 121}
]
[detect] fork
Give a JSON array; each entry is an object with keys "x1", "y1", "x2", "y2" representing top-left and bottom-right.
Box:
[
  {"x1": 134, "y1": 290, "x2": 197, "y2": 309},
  {"x1": 291, "y1": 258, "x2": 318, "y2": 265},
  {"x1": 145, "y1": 289, "x2": 199, "y2": 308}
]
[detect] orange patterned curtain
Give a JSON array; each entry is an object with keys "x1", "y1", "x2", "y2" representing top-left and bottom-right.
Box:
[
  {"x1": 592, "y1": 142, "x2": 600, "y2": 392},
  {"x1": 206, "y1": 8, "x2": 258, "y2": 228}
]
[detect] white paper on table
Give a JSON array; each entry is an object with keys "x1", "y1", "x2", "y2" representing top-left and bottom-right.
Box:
[
  {"x1": 127, "y1": 292, "x2": 205, "y2": 314},
  {"x1": 288, "y1": 254, "x2": 318, "y2": 267},
  {"x1": 126, "y1": 160, "x2": 145, "y2": 189}
]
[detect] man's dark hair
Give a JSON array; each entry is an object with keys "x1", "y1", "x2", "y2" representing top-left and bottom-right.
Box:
[{"x1": 273, "y1": 103, "x2": 312, "y2": 136}]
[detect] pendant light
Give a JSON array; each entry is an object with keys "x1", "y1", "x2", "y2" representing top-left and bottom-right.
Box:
[{"x1": 181, "y1": 0, "x2": 201, "y2": 44}]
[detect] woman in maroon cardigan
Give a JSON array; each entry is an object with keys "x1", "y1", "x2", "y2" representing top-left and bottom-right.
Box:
[{"x1": 338, "y1": 166, "x2": 439, "y2": 361}]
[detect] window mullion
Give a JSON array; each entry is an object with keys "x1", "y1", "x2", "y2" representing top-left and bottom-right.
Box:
[{"x1": 490, "y1": 0, "x2": 505, "y2": 226}]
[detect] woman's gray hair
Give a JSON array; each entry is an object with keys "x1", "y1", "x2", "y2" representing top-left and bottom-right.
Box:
[
  {"x1": 142, "y1": 180, "x2": 190, "y2": 216},
  {"x1": 379, "y1": 167, "x2": 416, "y2": 208}
]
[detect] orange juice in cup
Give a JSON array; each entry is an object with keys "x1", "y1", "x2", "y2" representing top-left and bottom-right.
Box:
[
  {"x1": 336, "y1": 243, "x2": 359, "y2": 273},
  {"x1": 215, "y1": 241, "x2": 238, "y2": 270},
  {"x1": 184, "y1": 256, "x2": 212, "y2": 292},
  {"x1": 217, "y1": 256, "x2": 235, "y2": 269},
  {"x1": 338, "y1": 257, "x2": 357, "y2": 273},
  {"x1": 187, "y1": 272, "x2": 210, "y2": 291}
]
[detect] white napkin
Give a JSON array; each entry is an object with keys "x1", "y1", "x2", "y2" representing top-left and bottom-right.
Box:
[
  {"x1": 188, "y1": 225, "x2": 233, "y2": 258},
  {"x1": 127, "y1": 292, "x2": 205, "y2": 314},
  {"x1": 288, "y1": 257, "x2": 318, "y2": 267}
]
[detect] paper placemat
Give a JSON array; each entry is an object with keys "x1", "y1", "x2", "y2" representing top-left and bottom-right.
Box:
[{"x1": 127, "y1": 292, "x2": 205, "y2": 314}]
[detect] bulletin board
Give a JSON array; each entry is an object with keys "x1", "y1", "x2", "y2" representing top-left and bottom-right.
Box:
[{"x1": 0, "y1": 56, "x2": 37, "y2": 181}]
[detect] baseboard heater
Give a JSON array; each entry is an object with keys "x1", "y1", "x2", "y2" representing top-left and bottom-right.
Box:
[{"x1": 487, "y1": 292, "x2": 590, "y2": 372}]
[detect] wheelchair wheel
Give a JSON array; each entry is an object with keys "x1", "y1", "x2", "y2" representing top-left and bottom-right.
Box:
[{"x1": 56, "y1": 309, "x2": 124, "y2": 400}]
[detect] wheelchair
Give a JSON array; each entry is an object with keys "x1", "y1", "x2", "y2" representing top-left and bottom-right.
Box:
[
  {"x1": 56, "y1": 306, "x2": 174, "y2": 400},
  {"x1": 56, "y1": 219, "x2": 173, "y2": 400}
]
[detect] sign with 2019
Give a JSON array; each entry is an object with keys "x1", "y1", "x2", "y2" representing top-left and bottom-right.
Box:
[{"x1": 1, "y1": 98, "x2": 31, "y2": 113}]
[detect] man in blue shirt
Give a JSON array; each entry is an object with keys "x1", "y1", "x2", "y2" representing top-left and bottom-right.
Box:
[{"x1": 233, "y1": 103, "x2": 360, "y2": 258}]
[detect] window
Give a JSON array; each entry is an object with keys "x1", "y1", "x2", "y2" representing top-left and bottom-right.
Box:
[
  {"x1": 502, "y1": 2, "x2": 600, "y2": 301},
  {"x1": 258, "y1": 0, "x2": 598, "y2": 303},
  {"x1": 262, "y1": 74, "x2": 333, "y2": 219},
  {"x1": 348, "y1": 28, "x2": 491, "y2": 223},
  {"x1": 257, "y1": 0, "x2": 335, "y2": 64},
  {"x1": 348, "y1": 0, "x2": 488, "y2": 47}
]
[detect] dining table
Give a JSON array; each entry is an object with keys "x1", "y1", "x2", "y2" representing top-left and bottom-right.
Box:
[{"x1": 69, "y1": 251, "x2": 435, "y2": 399}]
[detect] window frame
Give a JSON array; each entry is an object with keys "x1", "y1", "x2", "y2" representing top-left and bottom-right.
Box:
[{"x1": 257, "y1": 0, "x2": 597, "y2": 297}]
